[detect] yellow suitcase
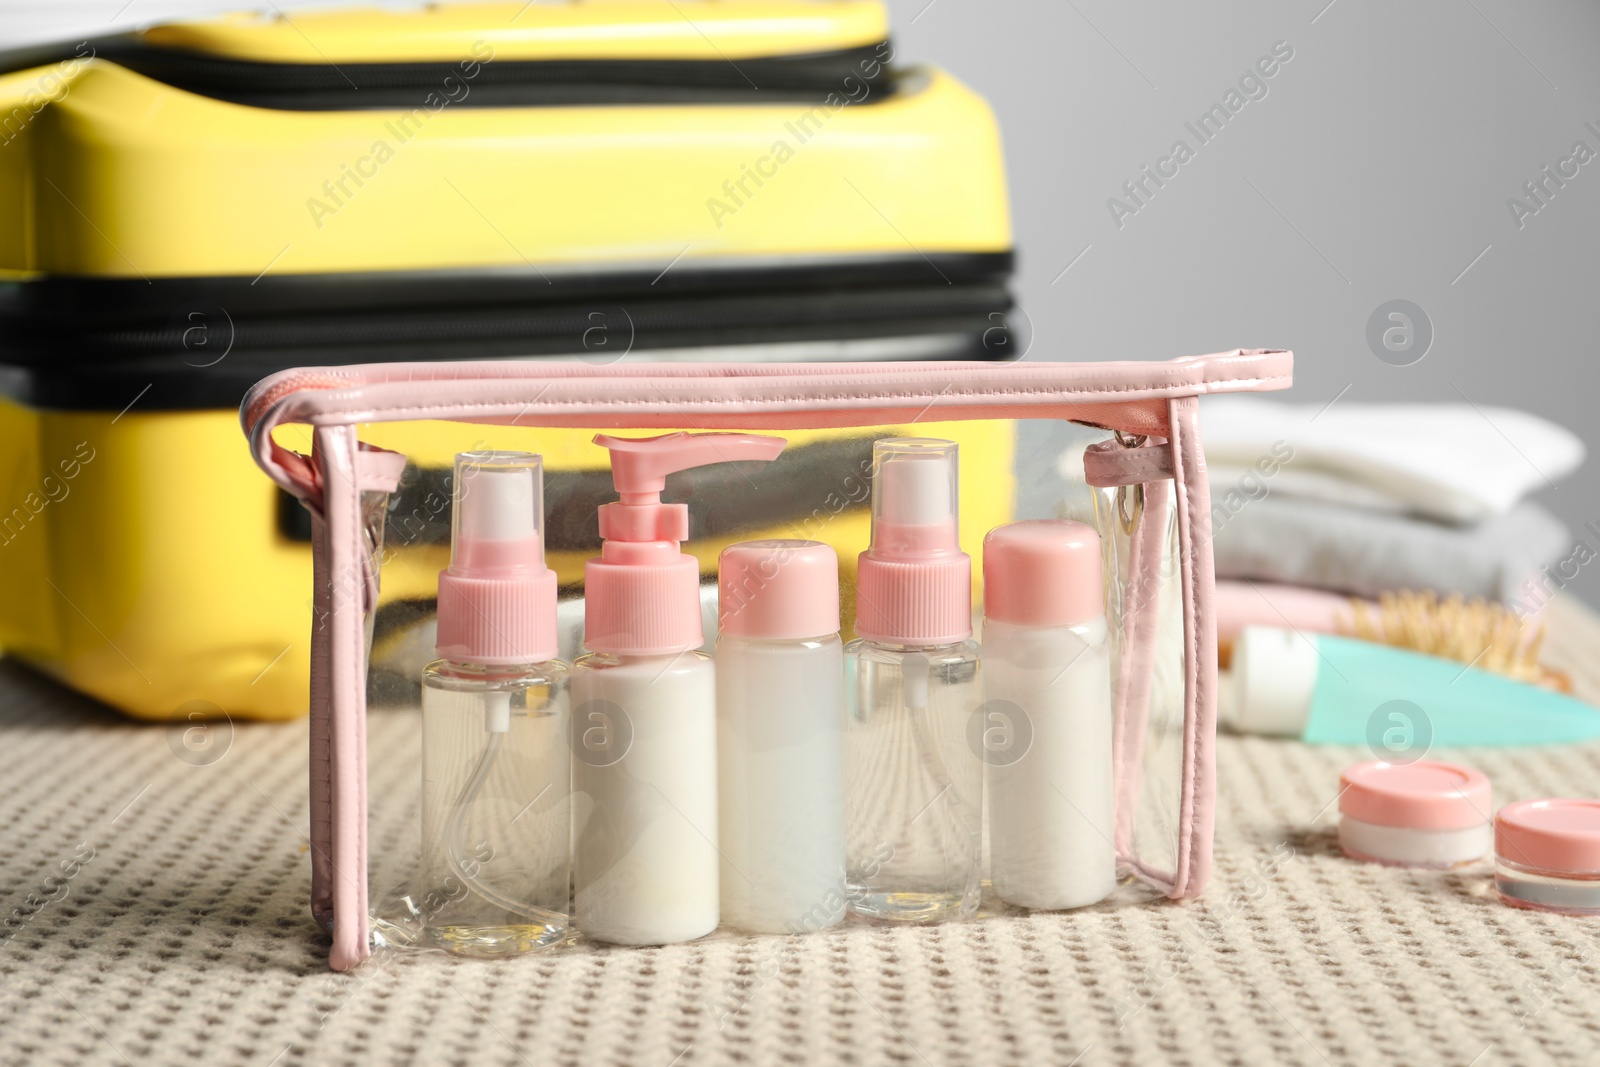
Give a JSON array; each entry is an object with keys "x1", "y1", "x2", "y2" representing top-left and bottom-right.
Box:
[{"x1": 0, "y1": 1, "x2": 1017, "y2": 720}]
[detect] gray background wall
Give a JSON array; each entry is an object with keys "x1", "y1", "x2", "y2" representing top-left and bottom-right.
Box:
[
  {"x1": 880, "y1": 0, "x2": 1600, "y2": 603},
  {"x1": 10, "y1": 0, "x2": 1599, "y2": 603}
]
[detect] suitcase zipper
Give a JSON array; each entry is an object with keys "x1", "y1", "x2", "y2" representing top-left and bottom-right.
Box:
[
  {"x1": 36, "y1": 36, "x2": 896, "y2": 110},
  {"x1": 13, "y1": 282, "x2": 1009, "y2": 358},
  {"x1": 4, "y1": 280, "x2": 1016, "y2": 410}
]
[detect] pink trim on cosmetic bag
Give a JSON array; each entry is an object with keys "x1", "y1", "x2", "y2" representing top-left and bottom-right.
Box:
[
  {"x1": 1083, "y1": 437, "x2": 1175, "y2": 487},
  {"x1": 248, "y1": 354, "x2": 1285, "y2": 969},
  {"x1": 314, "y1": 427, "x2": 368, "y2": 969},
  {"x1": 244, "y1": 353, "x2": 1292, "y2": 503},
  {"x1": 308, "y1": 511, "x2": 333, "y2": 933},
  {"x1": 1166, "y1": 396, "x2": 1218, "y2": 896},
  {"x1": 1083, "y1": 405, "x2": 1217, "y2": 897},
  {"x1": 304, "y1": 433, "x2": 403, "y2": 968}
]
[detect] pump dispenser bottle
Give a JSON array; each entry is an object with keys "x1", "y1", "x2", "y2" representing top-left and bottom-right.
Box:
[
  {"x1": 845, "y1": 438, "x2": 982, "y2": 923},
  {"x1": 573, "y1": 431, "x2": 786, "y2": 945},
  {"x1": 421, "y1": 451, "x2": 569, "y2": 957}
]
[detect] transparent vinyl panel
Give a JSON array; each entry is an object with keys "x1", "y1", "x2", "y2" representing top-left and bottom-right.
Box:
[
  {"x1": 1091, "y1": 478, "x2": 1187, "y2": 890},
  {"x1": 355, "y1": 416, "x2": 1197, "y2": 952},
  {"x1": 1014, "y1": 419, "x2": 1184, "y2": 902}
]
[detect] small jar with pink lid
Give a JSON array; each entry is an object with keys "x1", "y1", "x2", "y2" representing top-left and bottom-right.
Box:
[
  {"x1": 1338, "y1": 760, "x2": 1493, "y2": 868},
  {"x1": 1495, "y1": 799, "x2": 1600, "y2": 914}
]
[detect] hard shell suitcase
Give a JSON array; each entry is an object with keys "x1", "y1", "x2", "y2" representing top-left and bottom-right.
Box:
[{"x1": 0, "y1": 1, "x2": 1017, "y2": 720}]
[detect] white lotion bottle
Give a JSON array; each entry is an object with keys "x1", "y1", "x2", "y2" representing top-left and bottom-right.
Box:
[
  {"x1": 420, "y1": 451, "x2": 569, "y2": 956},
  {"x1": 717, "y1": 539, "x2": 847, "y2": 934},
  {"x1": 982, "y1": 520, "x2": 1115, "y2": 910},
  {"x1": 572, "y1": 431, "x2": 786, "y2": 945},
  {"x1": 845, "y1": 438, "x2": 983, "y2": 923}
]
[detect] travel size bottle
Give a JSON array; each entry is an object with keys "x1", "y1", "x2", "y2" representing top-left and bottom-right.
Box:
[
  {"x1": 573, "y1": 431, "x2": 786, "y2": 945},
  {"x1": 982, "y1": 520, "x2": 1115, "y2": 911},
  {"x1": 420, "y1": 451, "x2": 569, "y2": 957},
  {"x1": 717, "y1": 539, "x2": 847, "y2": 934},
  {"x1": 845, "y1": 438, "x2": 982, "y2": 923}
]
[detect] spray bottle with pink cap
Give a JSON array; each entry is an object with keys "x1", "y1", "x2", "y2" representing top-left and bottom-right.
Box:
[
  {"x1": 573, "y1": 431, "x2": 786, "y2": 945},
  {"x1": 845, "y1": 438, "x2": 983, "y2": 923},
  {"x1": 421, "y1": 451, "x2": 568, "y2": 957}
]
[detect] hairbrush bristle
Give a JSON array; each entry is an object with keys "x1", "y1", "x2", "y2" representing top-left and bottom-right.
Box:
[{"x1": 1344, "y1": 590, "x2": 1551, "y2": 686}]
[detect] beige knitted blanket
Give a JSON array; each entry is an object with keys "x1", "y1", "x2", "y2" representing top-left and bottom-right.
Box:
[{"x1": 3, "y1": 598, "x2": 1598, "y2": 1067}]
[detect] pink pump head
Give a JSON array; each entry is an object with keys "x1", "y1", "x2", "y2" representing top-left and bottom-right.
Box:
[
  {"x1": 435, "y1": 451, "x2": 558, "y2": 665},
  {"x1": 585, "y1": 431, "x2": 786, "y2": 656},
  {"x1": 855, "y1": 438, "x2": 972, "y2": 646}
]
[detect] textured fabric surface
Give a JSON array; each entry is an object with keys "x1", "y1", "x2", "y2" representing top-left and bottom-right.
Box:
[{"x1": 3, "y1": 601, "x2": 1600, "y2": 1066}]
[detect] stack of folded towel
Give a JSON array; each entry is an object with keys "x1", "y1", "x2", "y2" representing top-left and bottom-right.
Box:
[{"x1": 1201, "y1": 398, "x2": 1587, "y2": 635}]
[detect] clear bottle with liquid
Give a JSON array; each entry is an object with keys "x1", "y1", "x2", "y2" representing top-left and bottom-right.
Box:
[
  {"x1": 845, "y1": 439, "x2": 983, "y2": 922},
  {"x1": 419, "y1": 451, "x2": 569, "y2": 956}
]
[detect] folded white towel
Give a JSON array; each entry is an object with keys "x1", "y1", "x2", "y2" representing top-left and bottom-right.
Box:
[
  {"x1": 1201, "y1": 398, "x2": 1585, "y2": 524},
  {"x1": 1206, "y1": 460, "x2": 1407, "y2": 516}
]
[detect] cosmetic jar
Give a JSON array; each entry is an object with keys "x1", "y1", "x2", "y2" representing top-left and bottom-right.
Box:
[
  {"x1": 1495, "y1": 799, "x2": 1600, "y2": 915},
  {"x1": 1337, "y1": 760, "x2": 1492, "y2": 868}
]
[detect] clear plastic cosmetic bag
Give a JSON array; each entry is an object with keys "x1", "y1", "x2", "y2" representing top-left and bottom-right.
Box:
[{"x1": 243, "y1": 352, "x2": 1293, "y2": 970}]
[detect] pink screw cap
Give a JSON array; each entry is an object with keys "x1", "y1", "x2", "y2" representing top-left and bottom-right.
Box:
[
  {"x1": 585, "y1": 432, "x2": 786, "y2": 656},
  {"x1": 983, "y1": 520, "x2": 1104, "y2": 628},
  {"x1": 1339, "y1": 760, "x2": 1492, "y2": 831},
  {"x1": 1496, "y1": 799, "x2": 1600, "y2": 876},
  {"x1": 435, "y1": 451, "x2": 558, "y2": 666},
  {"x1": 719, "y1": 540, "x2": 840, "y2": 641}
]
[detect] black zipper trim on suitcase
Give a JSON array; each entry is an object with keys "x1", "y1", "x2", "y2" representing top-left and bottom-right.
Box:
[
  {"x1": 0, "y1": 255, "x2": 1019, "y2": 411},
  {"x1": 10, "y1": 35, "x2": 897, "y2": 110},
  {"x1": 74, "y1": 284, "x2": 1010, "y2": 356},
  {"x1": 1, "y1": 253, "x2": 1012, "y2": 322}
]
